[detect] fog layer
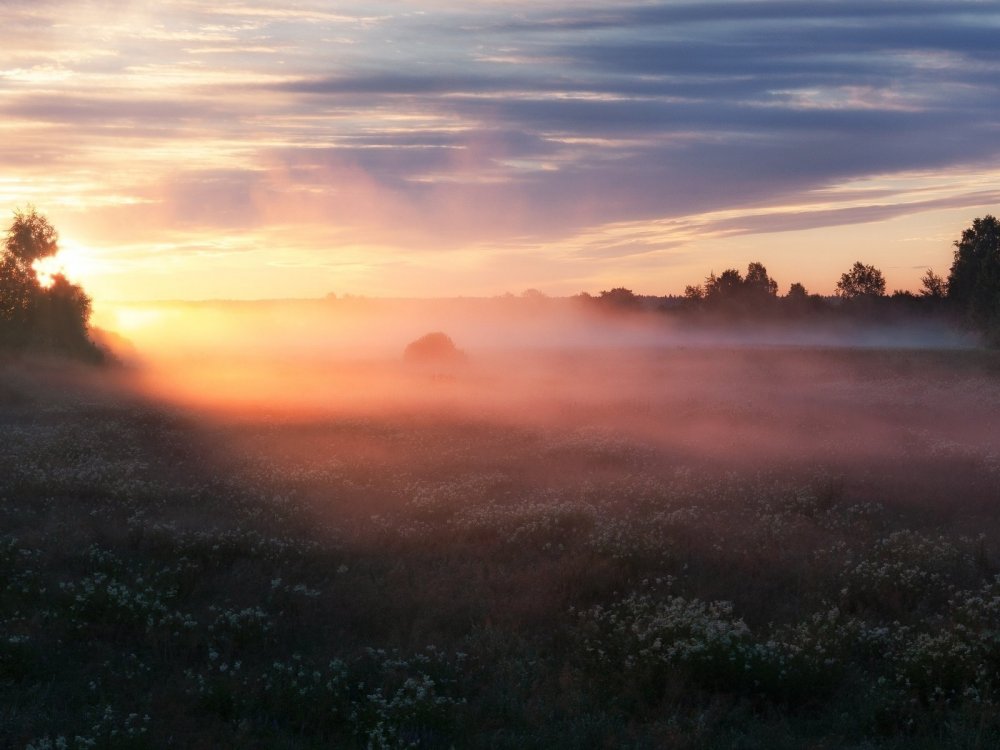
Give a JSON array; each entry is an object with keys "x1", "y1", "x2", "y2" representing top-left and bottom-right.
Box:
[{"x1": 88, "y1": 299, "x2": 997, "y2": 502}]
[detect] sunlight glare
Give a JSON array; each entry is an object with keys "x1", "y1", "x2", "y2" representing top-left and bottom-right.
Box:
[
  {"x1": 31, "y1": 237, "x2": 94, "y2": 288},
  {"x1": 113, "y1": 306, "x2": 167, "y2": 333}
]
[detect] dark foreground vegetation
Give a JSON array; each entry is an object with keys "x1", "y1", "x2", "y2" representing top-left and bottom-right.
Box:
[{"x1": 4, "y1": 348, "x2": 1000, "y2": 749}]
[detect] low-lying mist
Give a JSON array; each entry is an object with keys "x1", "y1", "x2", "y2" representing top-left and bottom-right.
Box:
[
  {"x1": 89, "y1": 297, "x2": 998, "y2": 500},
  {"x1": 100, "y1": 296, "x2": 974, "y2": 363}
]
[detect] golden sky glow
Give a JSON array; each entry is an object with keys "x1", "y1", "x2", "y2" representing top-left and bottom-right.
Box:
[{"x1": 2, "y1": 1, "x2": 999, "y2": 305}]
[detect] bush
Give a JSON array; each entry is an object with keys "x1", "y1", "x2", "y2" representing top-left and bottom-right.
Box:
[{"x1": 403, "y1": 332, "x2": 466, "y2": 366}]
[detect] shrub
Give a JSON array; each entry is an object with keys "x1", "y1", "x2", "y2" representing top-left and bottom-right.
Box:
[{"x1": 403, "y1": 332, "x2": 466, "y2": 366}]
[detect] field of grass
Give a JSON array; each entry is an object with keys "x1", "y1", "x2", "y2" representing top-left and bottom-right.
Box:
[{"x1": 3, "y1": 347, "x2": 1000, "y2": 748}]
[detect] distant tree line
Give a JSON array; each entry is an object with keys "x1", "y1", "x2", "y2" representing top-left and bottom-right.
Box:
[
  {"x1": 573, "y1": 214, "x2": 1000, "y2": 343},
  {"x1": 0, "y1": 207, "x2": 104, "y2": 361}
]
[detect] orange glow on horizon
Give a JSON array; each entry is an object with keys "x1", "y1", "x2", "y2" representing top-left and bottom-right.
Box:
[
  {"x1": 2, "y1": 3, "x2": 997, "y2": 305},
  {"x1": 111, "y1": 306, "x2": 168, "y2": 333}
]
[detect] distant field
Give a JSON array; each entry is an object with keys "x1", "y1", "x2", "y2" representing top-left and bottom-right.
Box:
[{"x1": 3, "y1": 347, "x2": 1000, "y2": 748}]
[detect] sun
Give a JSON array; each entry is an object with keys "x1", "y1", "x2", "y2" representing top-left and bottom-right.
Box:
[{"x1": 32, "y1": 237, "x2": 96, "y2": 288}]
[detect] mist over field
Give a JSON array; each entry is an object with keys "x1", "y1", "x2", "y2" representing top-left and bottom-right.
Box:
[
  {"x1": 104, "y1": 296, "x2": 976, "y2": 359},
  {"x1": 97, "y1": 296, "x2": 976, "y2": 413},
  {"x1": 91, "y1": 296, "x2": 999, "y2": 515},
  {"x1": 94, "y1": 300, "x2": 991, "y2": 505},
  {"x1": 6, "y1": 296, "x2": 1000, "y2": 748},
  {"x1": 101, "y1": 299, "x2": 995, "y2": 507}
]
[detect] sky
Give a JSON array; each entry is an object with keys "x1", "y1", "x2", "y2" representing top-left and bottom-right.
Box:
[{"x1": 2, "y1": 0, "x2": 1000, "y2": 303}]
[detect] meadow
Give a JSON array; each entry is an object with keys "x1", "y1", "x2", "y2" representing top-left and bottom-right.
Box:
[{"x1": 3, "y1": 343, "x2": 1000, "y2": 749}]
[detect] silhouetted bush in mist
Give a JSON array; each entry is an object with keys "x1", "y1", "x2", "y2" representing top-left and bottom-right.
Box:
[{"x1": 404, "y1": 332, "x2": 466, "y2": 365}]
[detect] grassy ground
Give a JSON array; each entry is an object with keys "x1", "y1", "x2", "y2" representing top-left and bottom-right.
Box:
[{"x1": 3, "y1": 349, "x2": 1000, "y2": 748}]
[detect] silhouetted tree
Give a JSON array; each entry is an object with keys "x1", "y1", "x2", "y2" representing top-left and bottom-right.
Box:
[
  {"x1": 0, "y1": 207, "x2": 102, "y2": 360},
  {"x1": 919, "y1": 269, "x2": 948, "y2": 299},
  {"x1": 783, "y1": 282, "x2": 809, "y2": 312},
  {"x1": 744, "y1": 261, "x2": 779, "y2": 299},
  {"x1": 683, "y1": 284, "x2": 705, "y2": 301},
  {"x1": 836, "y1": 262, "x2": 886, "y2": 299},
  {"x1": 5, "y1": 206, "x2": 58, "y2": 265},
  {"x1": 1, "y1": 207, "x2": 56, "y2": 345},
  {"x1": 598, "y1": 287, "x2": 642, "y2": 310},
  {"x1": 786, "y1": 282, "x2": 808, "y2": 301},
  {"x1": 36, "y1": 274, "x2": 95, "y2": 355},
  {"x1": 947, "y1": 215, "x2": 1000, "y2": 326},
  {"x1": 697, "y1": 263, "x2": 778, "y2": 314},
  {"x1": 703, "y1": 269, "x2": 744, "y2": 302},
  {"x1": 0, "y1": 256, "x2": 35, "y2": 347}
]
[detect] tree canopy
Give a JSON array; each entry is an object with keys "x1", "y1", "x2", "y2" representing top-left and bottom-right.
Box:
[
  {"x1": 919, "y1": 269, "x2": 948, "y2": 299},
  {"x1": 836, "y1": 262, "x2": 886, "y2": 299},
  {"x1": 4, "y1": 207, "x2": 58, "y2": 266},
  {"x1": 694, "y1": 262, "x2": 779, "y2": 310},
  {"x1": 597, "y1": 287, "x2": 642, "y2": 310},
  {"x1": 0, "y1": 207, "x2": 102, "y2": 360},
  {"x1": 744, "y1": 261, "x2": 779, "y2": 299},
  {"x1": 947, "y1": 214, "x2": 1000, "y2": 326},
  {"x1": 704, "y1": 269, "x2": 745, "y2": 301},
  {"x1": 787, "y1": 282, "x2": 808, "y2": 301}
]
